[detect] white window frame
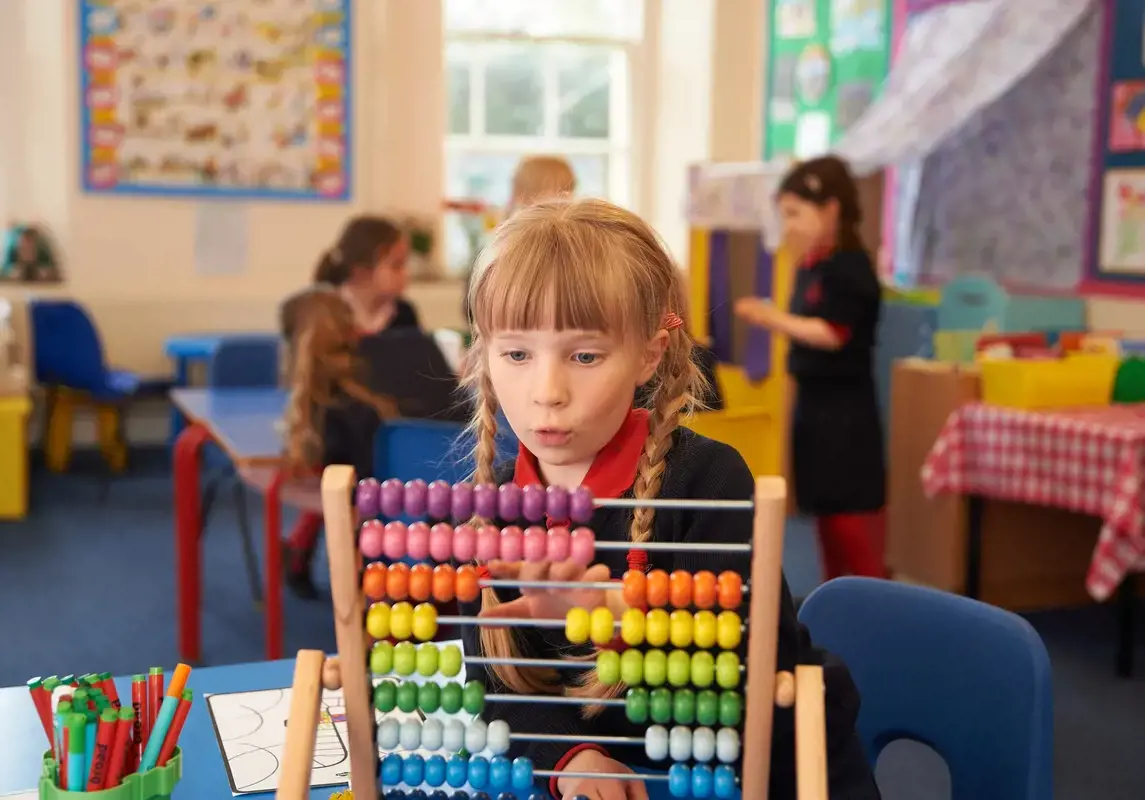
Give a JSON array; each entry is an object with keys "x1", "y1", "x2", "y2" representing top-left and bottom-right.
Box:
[{"x1": 443, "y1": 10, "x2": 654, "y2": 215}]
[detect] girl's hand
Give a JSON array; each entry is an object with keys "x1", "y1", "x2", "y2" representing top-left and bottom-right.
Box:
[
  {"x1": 558, "y1": 749, "x2": 649, "y2": 800},
  {"x1": 734, "y1": 297, "x2": 780, "y2": 328},
  {"x1": 478, "y1": 560, "x2": 614, "y2": 621}
]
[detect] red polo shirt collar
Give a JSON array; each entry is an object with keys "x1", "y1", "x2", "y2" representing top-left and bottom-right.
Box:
[
  {"x1": 513, "y1": 408, "x2": 650, "y2": 499},
  {"x1": 801, "y1": 244, "x2": 835, "y2": 269}
]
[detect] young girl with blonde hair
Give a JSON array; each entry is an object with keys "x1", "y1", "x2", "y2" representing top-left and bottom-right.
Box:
[{"x1": 461, "y1": 198, "x2": 878, "y2": 799}]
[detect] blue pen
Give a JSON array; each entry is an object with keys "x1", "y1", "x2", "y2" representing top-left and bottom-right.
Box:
[
  {"x1": 138, "y1": 694, "x2": 178, "y2": 772},
  {"x1": 66, "y1": 714, "x2": 86, "y2": 792},
  {"x1": 84, "y1": 710, "x2": 97, "y2": 783},
  {"x1": 54, "y1": 700, "x2": 72, "y2": 767}
]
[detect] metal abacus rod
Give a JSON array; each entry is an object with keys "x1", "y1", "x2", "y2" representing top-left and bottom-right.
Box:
[
  {"x1": 373, "y1": 655, "x2": 746, "y2": 674},
  {"x1": 587, "y1": 540, "x2": 752, "y2": 553},
  {"x1": 482, "y1": 577, "x2": 753, "y2": 594},
  {"x1": 593, "y1": 497, "x2": 755, "y2": 511},
  {"x1": 435, "y1": 614, "x2": 747, "y2": 634}
]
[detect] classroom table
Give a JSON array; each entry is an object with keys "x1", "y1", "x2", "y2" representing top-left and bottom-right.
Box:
[
  {"x1": 164, "y1": 332, "x2": 276, "y2": 444},
  {"x1": 172, "y1": 387, "x2": 290, "y2": 665},
  {"x1": 0, "y1": 660, "x2": 341, "y2": 799}
]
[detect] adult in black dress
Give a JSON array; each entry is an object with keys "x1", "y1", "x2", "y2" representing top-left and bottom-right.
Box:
[{"x1": 734, "y1": 155, "x2": 886, "y2": 580}]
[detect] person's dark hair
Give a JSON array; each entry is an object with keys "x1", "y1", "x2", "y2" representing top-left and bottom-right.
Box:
[
  {"x1": 777, "y1": 155, "x2": 866, "y2": 254},
  {"x1": 314, "y1": 216, "x2": 404, "y2": 286}
]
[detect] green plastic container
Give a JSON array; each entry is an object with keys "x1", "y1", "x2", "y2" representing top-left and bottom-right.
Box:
[{"x1": 38, "y1": 749, "x2": 181, "y2": 800}]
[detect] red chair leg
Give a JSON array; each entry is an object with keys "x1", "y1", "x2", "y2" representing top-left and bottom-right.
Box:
[
  {"x1": 265, "y1": 470, "x2": 285, "y2": 660},
  {"x1": 174, "y1": 424, "x2": 211, "y2": 663}
]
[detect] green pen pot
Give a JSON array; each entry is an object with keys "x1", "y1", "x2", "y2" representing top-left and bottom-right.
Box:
[{"x1": 38, "y1": 749, "x2": 181, "y2": 800}]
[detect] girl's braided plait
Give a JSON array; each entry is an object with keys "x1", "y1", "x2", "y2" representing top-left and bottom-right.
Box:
[
  {"x1": 569, "y1": 324, "x2": 705, "y2": 716},
  {"x1": 468, "y1": 347, "x2": 561, "y2": 694}
]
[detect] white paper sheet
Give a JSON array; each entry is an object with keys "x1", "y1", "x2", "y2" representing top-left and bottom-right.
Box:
[{"x1": 194, "y1": 203, "x2": 249, "y2": 276}]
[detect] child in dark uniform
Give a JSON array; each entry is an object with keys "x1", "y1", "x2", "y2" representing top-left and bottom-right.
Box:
[
  {"x1": 735, "y1": 155, "x2": 886, "y2": 580},
  {"x1": 463, "y1": 198, "x2": 879, "y2": 799}
]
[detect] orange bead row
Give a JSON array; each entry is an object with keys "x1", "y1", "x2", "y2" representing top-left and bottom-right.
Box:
[
  {"x1": 362, "y1": 562, "x2": 481, "y2": 604},
  {"x1": 622, "y1": 569, "x2": 743, "y2": 610}
]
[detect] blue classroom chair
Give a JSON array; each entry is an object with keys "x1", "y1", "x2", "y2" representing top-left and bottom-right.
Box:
[
  {"x1": 200, "y1": 336, "x2": 281, "y2": 604},
  {"x1": 29, "y1": 298, "x2": 171, "y2": 485},
  {"x1": 798, "y1": 578, "x2": 1053, "y2": 800},
  {"x1": 372, "y1": 417, "x2": 517, "y2": 486}
]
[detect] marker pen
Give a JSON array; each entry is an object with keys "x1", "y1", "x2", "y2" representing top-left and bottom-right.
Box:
[
  {"x1": 104, "y1": 706, "x2": 134, "y2": 788},
  {"x1": 131, "y1": 674, "x2": 146, "y2": 757},
  {"x1": 66, "y1": 713, "x2": 86, "y2": 792},
  {"x1": 87, "y1": 708, "x2": 117, "y2": 790}
]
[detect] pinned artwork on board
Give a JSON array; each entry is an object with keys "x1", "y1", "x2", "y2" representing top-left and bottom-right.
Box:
[
  {"x1": 1109, "y1": 81, "x2": 1145, "y2": 153},
  {"x1": 1098, "y1": 169, "x2": 1145, "y2": 274},
  {"x1": 1, "y1": 224, "x2": 62, "y2": 283},
  {"x1": 829, "y1": 0, "x2": 886, "y2": 55},
  {"x1": 776, "y1": 0, "x2": 818, "y2": 39},
  {"x1": 836, "y1": 82, "x2": 874, "y2": 132},
  {"x1": 795, "y1": 44, "x2": 832, "y2": 104}
]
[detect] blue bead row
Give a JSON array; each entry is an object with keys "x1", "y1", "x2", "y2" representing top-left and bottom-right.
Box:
[
  {"x1": 381, "y1": 792, "x2": 543, "y2": 800},
  {"x1": 668, "y1": 763, "x2": 738, "y2": 798},
  {"x1": 380, "y1": 753, "x2": 534, "y2": 793}
]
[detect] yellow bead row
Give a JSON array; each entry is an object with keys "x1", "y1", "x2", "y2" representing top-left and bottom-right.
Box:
[{"x1": 564, "y1": 607, "x2": 743, "y2": 649}]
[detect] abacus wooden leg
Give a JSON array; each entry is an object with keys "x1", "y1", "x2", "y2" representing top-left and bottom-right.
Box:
[
  {"x1": 276, "y1": 650, "x2": 326, "y2": 800},
  {"x1": 322, "y1": 465, "x2": 379, "y2": 800},
  {"x1": 794, "y1": 665, "x2": 828, "y2": 800},
  {"x1": 742, "y1": 476, "x2": 787, "y2": 799}
]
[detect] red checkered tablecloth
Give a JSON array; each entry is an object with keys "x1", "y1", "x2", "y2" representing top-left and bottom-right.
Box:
[{"x1": 921, "y1": 402, "x2": 1145, "y2": 601}]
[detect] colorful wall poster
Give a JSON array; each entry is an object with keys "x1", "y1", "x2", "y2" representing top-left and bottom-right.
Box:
[
  {"x1": 79, "y1": 0, "x2": 351, "y2": 201},
  {"x1": 1098, "y1": 169, "x2": 1145, "y2": 273},
  {"x1": 763, "y1": 0, "x2": 891, "y2": 161},
  {"x1": 1086, "y1": 0, "x2": 1145, "y2": 292}
]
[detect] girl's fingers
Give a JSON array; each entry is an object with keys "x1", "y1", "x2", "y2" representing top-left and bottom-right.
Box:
[
  {"x1": 484, "y1": 561, "x2": 520, "y2": 579},
  {"x1": 583, "y1": 563, "x2": 613, "y2": 583},
  {"x1": 625, "y1": 778, "x2": 650, "y2": 800},
  {"x1": 548, "y1": 560, "x2": 587, "y2": 583},
  {"x1": 476, "y1": 596, "x2": 532, "y2": 619}
]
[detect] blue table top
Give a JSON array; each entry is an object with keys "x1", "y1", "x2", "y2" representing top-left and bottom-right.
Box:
[
  {"x1": 164, "y1": 333, "x2": 277, "y2": 360},
  {"x1": 0, "y1": 659, "x2": 341, "y2": 799},
  {"x1": 170, "y1": 387, "x2": 287, "y2": 464}
]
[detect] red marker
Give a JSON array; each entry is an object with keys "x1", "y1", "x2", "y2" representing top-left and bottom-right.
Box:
[
  {"x1": 26, "y1": 678, "x2": 54, "y2": 746},
  {"x1": 98, "y1": 673, "x2": 121, "y2": 708},
  {"x1": 103, "y1": 707, "x2": 134, "y2": 788},
  {"x1": 87, "y1": 708, "x2": 118, "y2": 790},
  {"x1": 157, "y1": 689, "x2": 193, "y2": 767},
  {"x1": 146, "y1": 667, "x2": 163, "y2": 734},
  {"x1": 131, "y1": 674, "x2": 147, "y2": 757}
]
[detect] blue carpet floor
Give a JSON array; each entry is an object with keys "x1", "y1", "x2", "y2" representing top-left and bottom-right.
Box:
[{"x1": 1, "y1": 451, "x2": 1143, "y2": 798}]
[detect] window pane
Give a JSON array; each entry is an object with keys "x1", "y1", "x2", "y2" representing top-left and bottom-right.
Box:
[
  {"x1": 446, "y1": 43, "x2": 472, "y2": 135},
  {"x1": 557, "y1": 47, "x2": 611, "y2": 139},
  {"x1": 483, "y1": 44, "x2": 544, "y2": 136},
  {"x1": 445, "y1": 0, "x2": 643, "y2": 41}
]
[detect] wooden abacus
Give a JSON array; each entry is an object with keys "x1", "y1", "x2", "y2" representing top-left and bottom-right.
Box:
[{"x1": 277, "y1": 469, "x2": 827, "y2": 800}]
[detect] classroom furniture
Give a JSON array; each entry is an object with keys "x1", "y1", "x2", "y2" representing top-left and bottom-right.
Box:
[
  {"x1": 172, "y1": 387, "x2": 290, "y2": 664},
  {"x1": 164, "y1": 332, "x2": 276, "y2": 445},
  {"x1": 922, "y1": 400, "x2": 1145, "y2": 677},
  {"x1": 0, "y1": 395, "x2": 32, "y2": 519},
  {"x1": 199, "y1": 336, "x2": 283, "y2": 605},
  {"x1": 374, "y1": 417, "x2": 518, "y2": 484},
  {"x1": 798, "y1": 577, "x2": 1054, "y2": 800},
  {"x1": 28, "y1": 298, "x2": 171, "y2": 476}
]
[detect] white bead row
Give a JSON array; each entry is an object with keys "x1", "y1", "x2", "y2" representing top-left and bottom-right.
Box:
[
  {"x1": 376, "y1": 716, "x2": 512, "y2": 756},
  {"x1": 644, "y1": 725, "x2": 741, "y2": 764}
]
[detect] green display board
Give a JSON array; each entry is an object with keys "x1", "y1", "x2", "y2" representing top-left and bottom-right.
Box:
[{"x1": 763, "y1": 0, "x2": 892, "y2": 160}]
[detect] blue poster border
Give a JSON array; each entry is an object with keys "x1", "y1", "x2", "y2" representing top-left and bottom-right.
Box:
[{"x1": 77, "y1": 0, "x2": 353, "y2": 202}]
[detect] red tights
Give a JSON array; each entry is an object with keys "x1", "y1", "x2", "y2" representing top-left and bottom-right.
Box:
[
  {"x1": 815, "y1": 510, "x2": 887, "y2": 581},
  {"x1": 286, "y1": 512, "x2": 324, "y2": 573}
]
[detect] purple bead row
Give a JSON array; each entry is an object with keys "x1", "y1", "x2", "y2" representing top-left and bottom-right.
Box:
[{"x1": 356, "y1": 479, "x2": 596, "y2": 523}]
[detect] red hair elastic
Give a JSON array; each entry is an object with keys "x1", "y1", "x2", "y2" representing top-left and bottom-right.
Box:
[{"x1": 662, "y1": 312, "x2": 684, "y2": 331}]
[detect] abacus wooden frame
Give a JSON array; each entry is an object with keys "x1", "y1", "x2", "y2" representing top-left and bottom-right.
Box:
[{"x1": 275, "y1": 467, "x2": 828, "y2": 800}]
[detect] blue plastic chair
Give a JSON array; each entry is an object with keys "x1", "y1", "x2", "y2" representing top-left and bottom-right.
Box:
[
  {"x1": 200, "y1": 336, "x2": 282, "y2": 604},
  {"x1": 29, "y1": 298, "x2": 171, "y2": 479},
  {"x1": 372, "y1": 417, "x2": 517, "y2": 485},
  {"x1": 797, "y1": 578, "x2": 1053, "y2": 800}
]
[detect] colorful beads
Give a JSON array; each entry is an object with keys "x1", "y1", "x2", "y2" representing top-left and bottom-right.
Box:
[
  {"x1": 439, "y1": 644, "x2": 463, "y2": 678},
  {"x1": 366, "y1": 601, "x2": 391, "y2": 639},
  {"x1": 370, "y1": 641, "x2": 394, "y2": 674},
  {"x1": 407, "y1": 522, "x2": 431, "y2": 561},
  {"x1": 646, "y1": 570, "x2": 670, "y2": 607},
  {"x1": 589, "y1": 607, "x2": 615, "y2": 646},
  {"x1": 393, "y1": 642, "x2": 417, "y2": 676},
  {"x1": 357, "y1": 477, "x2": 381, "y2": 516},
  {"x1": 497, "y1": 483, "x2": 521, "y2": 520},
  {"x1": 668, "y1": 570, "x2": 693, "y2": 607},
  {"x1": 667, "y1": 764, "x2": 739, "y2": 798},
  {"x1": 546, "y1": 526, "x2": 570, "y2": 562},
  {"x1": 359, "y1": 520, "x2": 385, "y2": 559},
  {"x1": 362, "y1": 561, "x2": 388, "y2": 600},
  {"x1": 596, "y1": 650, "x2": 621, "y2": 685},
  {"x1": 623, "y1": 570, "x2": 646, "y2": 609},
  {"x1": 715, "y1": 651, "x2": 741, "y2": 689},
  {"x1": 569, "y1": 485, "x2": 595, "y2": 523},
  {"x1": 608, "y1": 649, "x2": 741, "y2": 690},
  {"x1": 412, "y1": 603, "x2": 439, "y2": 641},
  {"x1": 409, "y1": 564, "x2": 433, "y2": 602},
  {"x1": 625, "y1": 687, "x2": 649, "y2": 723},
  {"x1": 366, "y1": 602, "x2": 437, "y2": 641},
  {"x1": 523, "y1": 526, "x2": 548, "y2": 562},
  {"x1": 521, "y1": 483, "x2": 546, "y2": 521},
  {"x1": 386, "y1": 563, "x2": 411, "y2": 600},
  {"x1": 717, "y1": 611, "x2": 743, "y2": 650},
  {"x1": 433, "y1": 565, "x2": 456, "y2": 603},
  {"x1": 380, "y1": 478, "x2": 403, "y2": 517},
  {"x1": 565, "y1": 607, "x2": 590, "y2": 645},
  {"x1": 499, "y1": 526, "x2": 523, "y2": 562},
  {"x1": 473, "y1": 483, "x2": 498, "y2": 520},
  {"x1": 717, "y1": 571, "x2": 743, "y2": 609},
  {"x1": 476, "y1": 525, "x2": 500, "y2": 562},
  {"x1": 569, "y1": 527, "x2": 595, "y2": 565},
  {"x1": 429, "y1": 523, "x2": 453, "y2": 563},
  {"x1": 669, "y1": 609, "x2": 693, "y2": 648},
  {"x1": 546, "y1": 484, "x2": 569, "y2": 520},
  {"x1": 384, "y1": 521, "x2": 408, "y2": 561},
  {"x1": 404, "y1": 480, "x2": 428, "y2": 518},
  {"x1": 452, "y1": 523, "x2": 477, "y2": 562},
  {"x1": 602, "y1": 610, "x2": 742, "y2": 650},
  {"x1": 694, "y1": 610, "x2": 717, "y2": 649},
  {"x1": 620, "y1": 608, "x2": 645, "y2": 647},
  {"x1": 451, "y1": 482, "x2": 474, "y2": 520},
  {"x1": 645, "y1": 608, "x2": 670, "y2": 647},
  {"x1": 621, "y1": 569, "x2": 744, "y2": 610},
  {"x1": 455, "y1": 565, "x2": 480, "y2": 603}
]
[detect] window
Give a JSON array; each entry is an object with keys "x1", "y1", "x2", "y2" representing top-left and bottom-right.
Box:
[{"x1": 444, "y1": 0, "x2": 645, "y2": 271}]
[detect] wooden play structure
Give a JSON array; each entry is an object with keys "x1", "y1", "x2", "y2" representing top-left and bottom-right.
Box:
[{"x1": 276, "y1": 467, "x2": 828, "y2": 799}]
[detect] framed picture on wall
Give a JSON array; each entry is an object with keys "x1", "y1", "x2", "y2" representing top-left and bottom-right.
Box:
[
  {"x1": 78, "y1": 0, "x2": 352, "y2": 201},
  {"x1": 1098, "y1": 169, "x2": 1145, "y2": 274}
]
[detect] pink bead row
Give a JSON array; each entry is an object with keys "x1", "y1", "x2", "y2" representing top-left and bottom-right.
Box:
[{"x1": 359, "y1": 520, "x2": 596, "y2": 565}]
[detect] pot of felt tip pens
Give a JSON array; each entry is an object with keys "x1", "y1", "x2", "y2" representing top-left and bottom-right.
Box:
[{"x1": 26, "y1": 664, "x2": 194, "y2": 799}]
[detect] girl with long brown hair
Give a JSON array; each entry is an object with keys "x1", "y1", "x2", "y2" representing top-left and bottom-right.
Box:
[
  {"x1": 281, "y1": 290, "x2": 398, "y2": 597},
  {"x1": 735, "y1": 155, "x2": 886, "y2": 582},
  {"x1": 462, "y1": 198, "x2": 877, "y2": 799}
]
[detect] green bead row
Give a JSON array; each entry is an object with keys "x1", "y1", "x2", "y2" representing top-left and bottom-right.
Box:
[
  {"x1": 596, "y1": 648, "x2": 741, "y2": 689},
  {"x1": 370, "y1": 641, "x2": 464, "y2": 679},
  {"x1": 625, "y1": 687, "x2": 743, "y2": 727},
  {"x1": 373, "y1": 678, "x2": 486, "y2": 716}
]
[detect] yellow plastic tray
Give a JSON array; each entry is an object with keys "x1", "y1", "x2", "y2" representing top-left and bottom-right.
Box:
[
  {"x1": 979, "y1": 354, "x2": 1119, "y2": 410},
  {"x1": 0, "y1": 395, "x2": 31, "y2": 519}
]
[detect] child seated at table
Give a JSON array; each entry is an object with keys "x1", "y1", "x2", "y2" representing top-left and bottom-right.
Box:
[{"x1": 280, "y1": 291, "x2": 401, "y2": 598}]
